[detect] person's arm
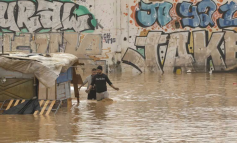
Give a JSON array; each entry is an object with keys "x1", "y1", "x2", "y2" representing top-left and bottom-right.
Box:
[
  {"x1": 110, "y1": 84, "x2": 119, "y2": 91},
  {"x1": 79, "y1": 77, "x2": 88, "y2": 89},
  {"x1": 86, "y1": 76, "x2": 95, "y2": 93},
  {"x1": 106, "y1": 75, "x2": 119, "y2": 91},
  {"x1": 86, "y1": 85, "x2": 93, "y2": 93}
]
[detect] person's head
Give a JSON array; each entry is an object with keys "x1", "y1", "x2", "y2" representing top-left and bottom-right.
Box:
[
  {"x1": 97, "y1": 65, "x2": 103, "y2": 74},
  {"x1": 92, "y1": 68, "x2": 97, "y2": 76}
]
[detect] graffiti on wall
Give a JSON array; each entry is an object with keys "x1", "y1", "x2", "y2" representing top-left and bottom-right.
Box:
[
  {"x1": 0, "y1": 0, "x2": 103, "y2": 58},
  {"x1": 123, "y1": 0, "x2": 237, "y2": 73},
  {"x1": 135, "y1": 1, "x2": 173, "y2": 27},
  {"x1": 132, "y1": 0, "x2": 237, "y2": 29},
  {"x1": 0, "y1": 0, "x2": 96, "y2": 33},
  {"x1": 122, "y1": 30, "x2": 237, "y2": 73},
  {"x1": 103, "y1": 33, "x2": 116, "y2": 44},
  {"x1": 3, "y1": 32, "x2": 102, "y2": 58}
]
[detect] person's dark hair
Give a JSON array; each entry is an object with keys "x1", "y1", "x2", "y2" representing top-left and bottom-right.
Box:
[
  {"x1": 97, "y1": 65, "x2": 103, "y2": 70},
  {"x1": 92, "y1": 68, "x2": 96, "y2": 71}
]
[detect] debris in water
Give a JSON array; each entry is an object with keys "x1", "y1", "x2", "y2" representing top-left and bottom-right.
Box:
[{"x1": 187, "y1": 70, "x2": 192, "y2": 73}]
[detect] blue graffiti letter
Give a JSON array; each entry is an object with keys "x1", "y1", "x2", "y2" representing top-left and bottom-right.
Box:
[
  {"x1": 177, "y1": 2, "x2": 200, "y2": 28},
  {"x1": 157, "y1": 2, "x2": 172, "y2": 27},
  {"x1": 217, "y1": 1, "x2": 237, "y2": 28},
  {"x1": 136, "y1": 1, "x2": 159, "y2": 27},
  {"x1": 197, "y1": 0, "x2": 216, "y2": 28}
]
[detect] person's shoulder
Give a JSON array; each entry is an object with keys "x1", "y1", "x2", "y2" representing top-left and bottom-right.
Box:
[
  {"x1": 93, "y1": 74, "x2": 99, "y2": 77},
  {"x1": 102, "y1": 73, "x2": 108, "y2": 77},
  {"x1": 86, "y1": 75, "x2": 91, "y2": 79}
]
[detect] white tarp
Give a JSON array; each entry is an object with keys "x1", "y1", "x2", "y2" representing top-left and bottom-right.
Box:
[{"x1": 0, "y1": 53, "x2": 78, "y2": 87}]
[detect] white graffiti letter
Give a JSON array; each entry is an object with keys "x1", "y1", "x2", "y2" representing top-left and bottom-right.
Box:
[
  {"x1": 37, "y1": 0, "x2": 63, "y2": 31},
  {"x1": 224, "y1": 30, "x2": 237, "y2": 69},
  {"x1": 163, "y1": 32, "x2": 194, "y2": 72},
  {"x1": 0, "y1": 2, "x2": 19, "y2": 31},
  {"x1": 62, "y1": 3, "x2": 92, "y2": 32},
  {"x1": 17, "y1": 1, "x2": 41, "y2": 32},
  {"x1": 193, "y1": 31, "x2": 225, "y2": 71}
]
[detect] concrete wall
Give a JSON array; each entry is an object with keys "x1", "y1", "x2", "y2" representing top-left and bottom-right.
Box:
[{"x1": 1, "y1": 0, "x2": 237, "y2": 74}]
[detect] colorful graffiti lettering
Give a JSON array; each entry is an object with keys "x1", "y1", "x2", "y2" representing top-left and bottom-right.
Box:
[
  {"x1": 133, "y1": 0, "x2": 237, "y2": 29},
  {"x1": 122, "y1": 30, "x2": 237, "y2": 73},
  {"x1": 177, "y1": 0, "x2": 217, "y2": 28},
  {"x1": 0, "y1": 0, "x2": 96, "y2": 33},
  {"x1": 0, "y1": 0, "x2": 102, "y2": 58},
  {"x1": 135, "y1": 1, "x2": 172, "y2": 27},
  {"x1": 217, "y1": 1, "x2": 237, "y2": 28}
]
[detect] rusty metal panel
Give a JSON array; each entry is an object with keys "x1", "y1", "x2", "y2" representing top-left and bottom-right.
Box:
[
  {"x1": 34, "y1": 34, "x2": 49, "y2": 53},
  {"x1": 0, "y1": 78, "x2": 35, "y2": 101},
  {"x1": 3, "y1": 33, "x2": 14, "y2": 52}
]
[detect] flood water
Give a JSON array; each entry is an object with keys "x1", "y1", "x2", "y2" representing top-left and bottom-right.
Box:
[{"x1": 1, "y1": 73, "x2": 237, "y2": 142}]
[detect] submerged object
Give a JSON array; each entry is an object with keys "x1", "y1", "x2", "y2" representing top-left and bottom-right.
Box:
[
  {"x1": 209, "y1": 70, "x2": 213, "y2": 74},
  {"x1": 2, "y1": 99, "x2": 40, "y2": 115},
  {"x1": 187, "y1": 70, "x2": 192, "y2": 73}
]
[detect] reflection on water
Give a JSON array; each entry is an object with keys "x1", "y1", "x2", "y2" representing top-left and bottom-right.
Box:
[{"x1": 1, "y1": 73, "x2": 237, "y2": 142}]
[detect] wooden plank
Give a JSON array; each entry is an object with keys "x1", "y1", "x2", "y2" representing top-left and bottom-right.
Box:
[
  {"x1": 40, "y1": 100, "x2": 49, "y2": 115},
  {"x1": 14, "y1": 100, "x2": 20, "y2": 106},
  {"x1": 39, "y1": 100, "x2": 45, "y2": 107},
  {"x1": 38, "y1": 82, "x2": 47, "y2": 99},
  {"x1": 67, "y1": 98, "x2": 72, "y2": 109},
  {"x1": 45, "y1": 100, "x2": 56, "y2": 115},
  {"x1": 21, "y1": 100, "x2": 25, "y2": 103},
  {"x1": 38, "y1": 82, "x2": 56, "y2": 100},
  {"x1": 6, "y1": 100, "x2": 14, "y2": 110},
  {"x1": 34, "y1": 100, "x2": 45, "y2": 115},
  {"x1": 48, "y1": 83, "x2": 56, "y2": 100}
]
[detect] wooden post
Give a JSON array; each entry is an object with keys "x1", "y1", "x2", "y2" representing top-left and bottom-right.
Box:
[
  {"x1": 67, "y1": 98, "x2": 72, "y2": 110},
  {"x1": 71, "y1": 66, "x2": 81, "y2": 103}
]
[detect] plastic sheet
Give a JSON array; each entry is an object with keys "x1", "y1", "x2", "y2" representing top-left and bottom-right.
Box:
[{"x1": 0, "y1": 53, "x2": 78, "y2": 87}]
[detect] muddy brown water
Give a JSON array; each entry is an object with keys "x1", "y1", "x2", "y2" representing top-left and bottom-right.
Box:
[{"x1": 1, "y1": 73, "x2": 237, "y2": 142}]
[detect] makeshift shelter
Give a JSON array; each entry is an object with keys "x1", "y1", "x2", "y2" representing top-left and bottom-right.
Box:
[{"x1": 0, "y1": 52, "x2": 80, "y2": 114}]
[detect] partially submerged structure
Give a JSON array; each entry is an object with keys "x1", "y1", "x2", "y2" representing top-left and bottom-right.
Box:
[{"x1": 0, "y1": 52, "x2": 80, "y2": 114}]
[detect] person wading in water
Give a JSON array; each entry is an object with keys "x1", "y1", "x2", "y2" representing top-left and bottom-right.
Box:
[
  {"x1": 86, "y1": 65, "x2": 119, "y2": 101},
  {"x1": 79, "y1": 68, "x2": 97, "y2": 100}
]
